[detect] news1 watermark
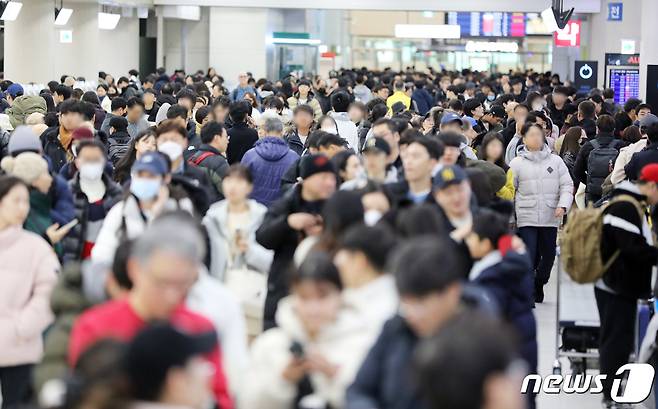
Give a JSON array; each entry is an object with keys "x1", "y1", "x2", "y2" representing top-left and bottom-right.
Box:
[{"x1": 521, "y1": 364, "x2": 656, "y2": 403}]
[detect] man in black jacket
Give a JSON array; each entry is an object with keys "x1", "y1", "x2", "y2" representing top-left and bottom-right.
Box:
[
  {"x1": 256, "y1": 154, "x2": 337, "y2": 330},
  {"x1": 596, "y1": 181, "x2": 658, "y2": 405},
  {"x1": 41, "y1": 99, "x2": 85, "y2": 172},
  {"x1": 226, "y1": 101, "x2": 258, "y2": 164},
  {"x1": 346, "y1": 237, "x2": 468, "y2": 409},
  {"x1": 284, "y1": 104, "x2": 314, "y2": 156},
  {"x1": 155, "y1": 120, "x2": 217, "y2": 213},
  {"x1": 548, "y1": 86, "x2": 570, "y2": 130},
  {"x1": 625, "y1": 122, "x2": 658, "y2": 181},
  {"x1": 573, "y1": 115, "x2": 622, "y2": 204},
  {"x1": 189, "y1": 121, "x2": 229, "y2": 179}
]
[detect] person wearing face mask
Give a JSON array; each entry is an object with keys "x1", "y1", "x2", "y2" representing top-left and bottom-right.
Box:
[
  {"x1": 0, "y1": 176, "x2": 59, "y2": 409},
  {"x1": 241, "y1": 251, "x2": 373, "y2": 409},
  {"x1": 91, "y1": 151, "x2": 195, "y2": 265},
  {"x1": 59, "y1": 127, "x2": 114, "y2": 182},
  {"x1": 156, "y1": 120, "x2": 217, "y2": 213},
  {"x1": 61, "y1": 140, "x2": 122, "y2": 264}
]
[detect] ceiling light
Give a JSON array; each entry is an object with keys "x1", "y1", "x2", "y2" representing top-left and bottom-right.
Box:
[
  {"x1": 1, "y1": 1, "x2": 22, "y2": 21},
  {"x1": 98, "y1": 12, "x2": 120, "y2": 30},
  {"x1": 541, "y1": 7, "x2": 559, "y2": 33},
  {"x1": 394, "y1": 24, "x2": 460, "y2": 39},
  {"x1": 54, "y1": 8, "x2": 73, "y2": 25}
]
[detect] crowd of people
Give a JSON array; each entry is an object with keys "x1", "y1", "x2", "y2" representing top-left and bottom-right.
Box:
[{"x1": 0, "y1": 65, "x2": 656, "y2": 409}]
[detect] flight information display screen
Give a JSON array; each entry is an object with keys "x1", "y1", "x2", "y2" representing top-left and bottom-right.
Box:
[
  {"x1": 609, "y1": 69, "x2": 640, "y2": 105},
  {"x1": 446, "y1": 12, "x2": 527, "y2": 37}
]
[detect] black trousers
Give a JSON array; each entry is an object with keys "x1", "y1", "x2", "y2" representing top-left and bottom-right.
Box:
[
  {"x1": 0, "y1": 364, "x2": 33, "y2": 409},
  {"x1": 594, "y1": 288, "x2": 636, "y2": 401},
  {"x1": 517, "y1": 226, "x2": 557, "y2": 286}
]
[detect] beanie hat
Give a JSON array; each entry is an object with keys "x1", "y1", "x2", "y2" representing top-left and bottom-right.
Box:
[
  {"x1": 1, "y1": 152, "x2": 48, "y2": 184},
  {"x1": 7, "y1": 125, "x2": 41, "y2": 155},
  {"x1": 300, "y1": 154, "x2": 336, "y2": 179},
  {"x1": 72, "y1": 127, "x2": 94, "y2": 141}
]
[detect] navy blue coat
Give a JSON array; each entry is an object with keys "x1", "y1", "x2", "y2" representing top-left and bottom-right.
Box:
[
  {"x1": 471, "y1": 250, "x2": 537, "y2": 373},
  {"x1": 411, "y1": 88, "x2": 435, "y2": 115},
  {"x1": 346, "y1": 315, "x2": 423, "y2": 409},
  {"x1": 241, "y1": 137, "x2": 299, "y2": 207}
]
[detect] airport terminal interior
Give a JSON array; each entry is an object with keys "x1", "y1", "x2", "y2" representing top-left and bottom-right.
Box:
[{"x1": 1, "y1": 1, "x2": 658, "y2": 409}]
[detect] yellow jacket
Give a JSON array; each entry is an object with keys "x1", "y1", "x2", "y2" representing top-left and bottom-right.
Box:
[
  {"x1": 496, "y1": 168, "x2": 515, "y2": 201},
  {"x1": 386, "y1": 91, "x2": 411, "y2": 113}
]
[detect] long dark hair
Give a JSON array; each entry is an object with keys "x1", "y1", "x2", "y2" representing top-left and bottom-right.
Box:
[
  {"x1": 478, "y1": 132, "x2": 508, "y2": 171},
  {"x1": 0, "y1": 175, "x2": 27, "y2": 202},
  {"x1": 560, "y1": 126, "x2": 582, "y2": 156},
  {"x1": 114, "y1": 129, "x2": 156, "y2": 184}
]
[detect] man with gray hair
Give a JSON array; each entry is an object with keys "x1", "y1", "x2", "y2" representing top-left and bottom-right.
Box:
[
  {"x1": 241, "y1": 114, "x2": 299, "y2": 206},
  {"x1": 68, "y1": 213, "x2": 234, "y2": 409}
]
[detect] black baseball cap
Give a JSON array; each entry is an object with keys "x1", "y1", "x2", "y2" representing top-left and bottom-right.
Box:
[
  {"x1": 123, "y1": 323, "x2": 218, "y2": 391},
  {"x1": 362, "y1": 137, "x2": 391, "y2": 156},
  {"x1": 488, "y1": 105, "x2": 506, "y2": 119}
]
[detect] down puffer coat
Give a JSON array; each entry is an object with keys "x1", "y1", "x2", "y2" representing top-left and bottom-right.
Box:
[{"x1": 509, "y1": 145, "x2": 573, "y2": 228}]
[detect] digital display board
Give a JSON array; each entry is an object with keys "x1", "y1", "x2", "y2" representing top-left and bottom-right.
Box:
[
  {"x1": 609, "y1": 69, "x2": 640, "y2": 105},
  {"x1": 446, "y1": 12, "x2": 541, "y2": 37}
]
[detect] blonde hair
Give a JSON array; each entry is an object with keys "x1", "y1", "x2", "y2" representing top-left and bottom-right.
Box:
[{"x1": 0, "y1": 152, "x2": 48, "y2": 184}]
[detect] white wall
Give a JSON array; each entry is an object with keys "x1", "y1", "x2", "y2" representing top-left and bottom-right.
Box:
[
  {"x1": 4, "y1": 1, "x2": 140, "y2": 83},
  {"x1": 162, "y1": 9, "x2": 209, "y2": 73},
  {"x1": 208, "y1": 7, "x2": 269, "y2": 86},
  {"x1": 587, "y1": 0, "x2": 642, "y2": 88}
]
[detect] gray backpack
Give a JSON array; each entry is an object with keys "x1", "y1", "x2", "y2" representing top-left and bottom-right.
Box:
[{"x1": 587, "y1": 139, "x2": 621, "y2": 196}]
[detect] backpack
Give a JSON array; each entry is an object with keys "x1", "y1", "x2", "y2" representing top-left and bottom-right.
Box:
[
  {"x1": 560, "y1": 194, "x2": 645, "y2": 284},
  {"x1": 188, "y1": 151, "x2": 216, "y2": 167},
  {"x1": 108, "y1": 137, "x2": 130, "y2": 166},
  {"x1": 586, "y1": 139, "x2": 621, "y2": 196}
]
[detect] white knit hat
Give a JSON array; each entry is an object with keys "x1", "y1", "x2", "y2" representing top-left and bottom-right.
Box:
[{"x1": 0, "y1": 152, "x2": 48, "y2": 184}]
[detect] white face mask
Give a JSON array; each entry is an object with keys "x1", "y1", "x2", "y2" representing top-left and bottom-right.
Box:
[
  {"x1": 364, "y1": 209, "x2": 383, "y2": 226},
  {"x1": 158, "y1": 141, "x2": 183, "y2": 161},
  {"x1": 79, "y1": 162, "x2": 105, "y2": 181}
]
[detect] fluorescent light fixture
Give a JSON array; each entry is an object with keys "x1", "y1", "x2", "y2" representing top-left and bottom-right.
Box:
[
  {"x1": 465, "y1": 41, "x2": 519, "y2": 53},
  {"x1": 269, "y1": 38, "x2": 321, "y2": 45},
  {"x1": 394, "y1": 24, "x2": 460, "y2": 39},
  {"x1": 54, "y1": 8, "x2": 73, "y2": 25},
  {"x1": 98, "y1": 12, "x2": 120, "y2": 30},
  {"x1": 1, "y1": 1, "x2": 22, "y2": 21},
  {"x1": 541, "y1": 7, "x2": 559, "y2": 33}
]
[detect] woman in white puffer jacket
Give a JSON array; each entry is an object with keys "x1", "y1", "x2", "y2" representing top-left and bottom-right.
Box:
[
  {"x1": 240, "y1": 251, "x2": 372, "y2": 409},
  {"x1": 510, "y1": 122, "x2": 573, "y2": 303}
]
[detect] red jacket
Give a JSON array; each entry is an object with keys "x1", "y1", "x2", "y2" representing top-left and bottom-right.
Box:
[{"x1": 68, "y1": 299, "x2": 233, "y2": 409}]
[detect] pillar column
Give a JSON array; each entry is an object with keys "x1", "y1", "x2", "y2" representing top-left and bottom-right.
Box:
[{"x1": 640, "y1": 0, "x2": 658, "y2": 101}]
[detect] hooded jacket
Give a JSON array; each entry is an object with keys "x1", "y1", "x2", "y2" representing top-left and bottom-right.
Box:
[
  {"x1": 203, "y1": 199, "x2": 273, "y2": 281},
  {"x1": 469, "y1": 250, "x2": 537, "y2": 373},
  {"x1": 241, "y1": 137, "x2": 299, "y2": 207},
  {"x1": 509, "y1": 145, "x2": 573, "y2": 228},
  {"x1": 240, "y1": 297, "x2": 373, "y2": 409},
  {"x1": 0, "y1": 226, "x2": 59, "y2": 367},
  {"x1": 6, "y1": 95, "x2": 47, "y2": 129}
]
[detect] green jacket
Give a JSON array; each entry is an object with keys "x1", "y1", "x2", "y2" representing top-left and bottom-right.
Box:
[
  {"x1": 33, "y1": 263, "x2": 93, "y2": 394},
  {"x1": 6, "y1": 95, "x2": 47, "y2": 128},
  {"x1": 24, "y1": 189, "x2": 61, "y2": 256}
]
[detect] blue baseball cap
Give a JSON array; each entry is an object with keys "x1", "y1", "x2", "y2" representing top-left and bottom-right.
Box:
[
  {"x1": 433, "y1": 165, "x2": 468, "y2": 190},
  {"x1": 131, "y1": 152, "x2": 168, "y2": 176},
  {"x1": 462, "y1": 116, "x2": 478, "y2": 128},
  {"x1": 440, "y1": 112, "x2": 463, "y2": 126},
  {"x1": 6, "y1": 83, "x2": 23, "y2": 98}
]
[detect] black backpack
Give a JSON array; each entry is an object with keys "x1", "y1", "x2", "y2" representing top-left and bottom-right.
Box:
[{"x1": 586, "y1": 139, "x2": 621, "y2": 196}]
